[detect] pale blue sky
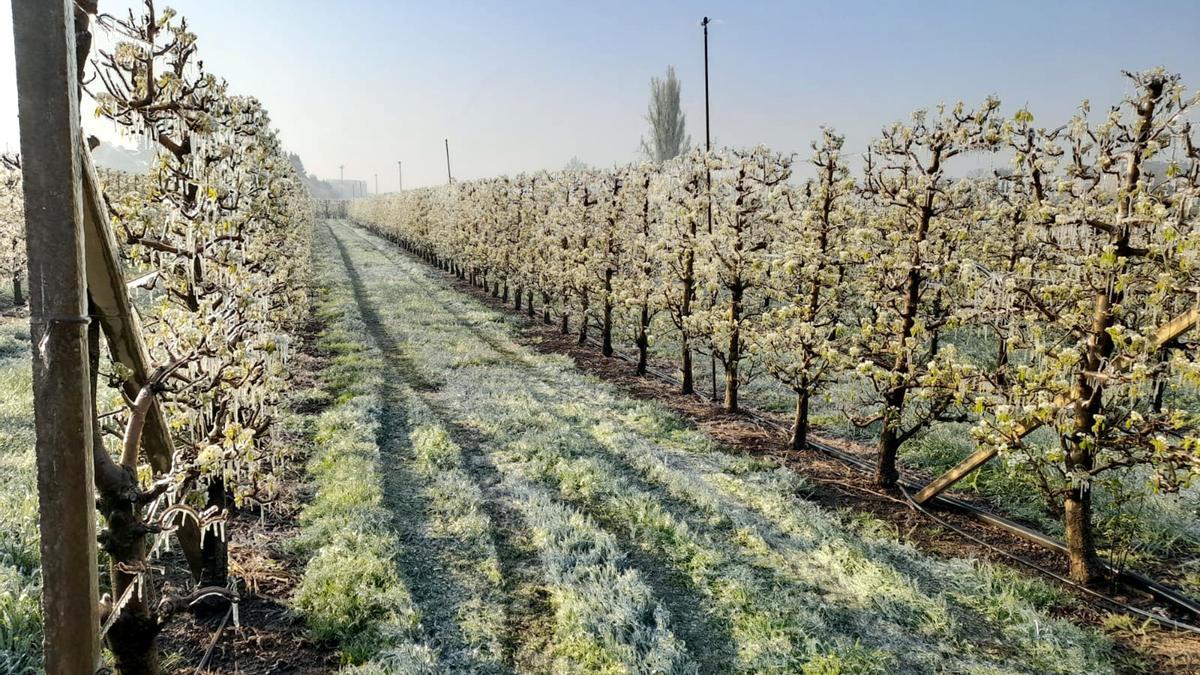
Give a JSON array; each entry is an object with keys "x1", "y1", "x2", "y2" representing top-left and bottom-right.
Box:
[{"x1": 2, "y1": 1, "x2": 1199, "y2": 189}]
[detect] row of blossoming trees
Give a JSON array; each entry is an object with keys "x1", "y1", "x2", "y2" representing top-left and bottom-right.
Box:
[
  {"x1": 352, "y1": 70, "x2": 1200, "y2": 586},
  {"x1": 0, "y1": 163, "x2": 26, "y2": 306},
  {"x1": 2, "y1": 2, "x2": 311, "y2": 671}
]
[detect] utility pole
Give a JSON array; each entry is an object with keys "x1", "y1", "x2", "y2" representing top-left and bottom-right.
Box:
[
  {"x1": 703, "y1": 17, "x2": 712, "y2": 154},
  {"x1": 398, "y1": 160, "x2": 403, "y2": 192},
  {"x1": 12, "y1": 0, "x2": 102, "y2": 671},
  {"x1": 445, "y1": 138, "x2": 453, "y2": 184},
  {"x1": 338, "y1": 164, "x2": 345, "y2": 199},
  {"x1": 374, "y1": 173, "x2": 378, "y2": 195},
  {"x1": 702, "y1": 16, "x2": 718, "y2": 401}
]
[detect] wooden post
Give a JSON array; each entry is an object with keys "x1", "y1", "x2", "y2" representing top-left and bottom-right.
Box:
[
  {"x1": 11, "y1": 0, "x2": 102, "y2": 672},
  {"x1": 80, "y1": 144, "x2": 205, "y2": 580},
  {"x1": 80, "y1": 146, "x2": 175, "y2": 474}
]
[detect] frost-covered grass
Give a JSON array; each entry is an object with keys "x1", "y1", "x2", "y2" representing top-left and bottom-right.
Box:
[
  {"x1": 320, "y1": 222, "x2": 694, "y2": 673},
  {"x1": 319, "y1": 220, "x2": 1115, "y2": 674},
  {"x1": 292, "y1": 246, "x2": 438, "y2": 668},
  {"x1": 0, "y1": 318, "x2": 39, "y2": 675}
]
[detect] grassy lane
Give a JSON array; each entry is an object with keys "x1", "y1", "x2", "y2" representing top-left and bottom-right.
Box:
[
  {"x1": 319, "y1": 219, "x2": 1113, "y2": 674},
  {"x1": 316, "y1": 222, "x2": 691, "y2": 673},
  {"x1": 0, "y1": 319, "x2": 39, "y2": 674}
]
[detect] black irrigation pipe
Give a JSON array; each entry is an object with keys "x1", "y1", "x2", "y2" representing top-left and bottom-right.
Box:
[
  {"x1": 342, "y1": 219, "x2": 1200, "y2": 634},
  {"x1": 193, "y1": 602, "x2": 234, "y2": 674}
]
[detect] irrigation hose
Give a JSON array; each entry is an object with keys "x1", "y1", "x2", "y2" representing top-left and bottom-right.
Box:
[
  {"x1": 895, "y1": 483, "x2": 1200, "y2": 635},
  {"x1": 194, "y1": 601, "x2": 234, "y2": 674}
]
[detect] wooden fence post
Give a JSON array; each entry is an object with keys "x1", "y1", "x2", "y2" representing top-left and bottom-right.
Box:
[{"x1": 11, "y1": 0, "x2": 102, "y2": 672}]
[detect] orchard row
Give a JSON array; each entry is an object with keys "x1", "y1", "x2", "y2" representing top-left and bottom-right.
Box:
[
  {"x1": 352, "y1": 70, "x2": 1200, "y2": 586},
  {"x1": 3, "y1": 3, "x2": 312, "y2": 671}
]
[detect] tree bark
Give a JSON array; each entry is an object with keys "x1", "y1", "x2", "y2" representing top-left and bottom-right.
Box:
[
  {"x1": 723, "y1": 285, "x2": 742, "y2": 412},
  {"x1": 681, "y1": 338, "x2": 693, "y2": 394},
  {"x1": 1064, "y1": 483, "x2": 1102, "y2": 585},
  {"x1": 199, "y1": 478, "x2": 229, "y2": 594},
  {"x1": 789, "y1": 388, "x2": 810, "y2": 452},
  {"x1": 90, "y1": 311, "x2": 161, "y2": 674},
  {"x1": 680, "y1": 222, "x2": 696, "y2": 394},
  {"x1": 578, "y1": 291, "x2": 589, "y2": 344},
  {"x1": 1152, "y1": 349, "x2": 1168, "y2": 414},
  {"x1": 12, "y1": 274, "x2": 23, "y2": 306},
  {"x1": 602, "y1": 269, "x2": 613, "y2": 357},
  {"x1": 995, "y1": 332, "x2": 1009, "y2": 389},
  {"x1": 875, "y1": 388, "x2": 904, "y2": 487},
  {"x1": 636, "y1": 302, "x2": 650, "y2": 375}
]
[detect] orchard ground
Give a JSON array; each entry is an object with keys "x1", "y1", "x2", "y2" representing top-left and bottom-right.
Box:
[{"x1": 3, "y1": 220, "x2": 1198, "y2": 672}]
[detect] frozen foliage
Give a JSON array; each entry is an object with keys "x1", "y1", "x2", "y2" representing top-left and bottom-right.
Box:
[
  {"x1": 0, "y1": 168, "x2": 24, "y2": 306},
  {"x1": 93, "y1": 3, "x2": 314, "y2": 514}
]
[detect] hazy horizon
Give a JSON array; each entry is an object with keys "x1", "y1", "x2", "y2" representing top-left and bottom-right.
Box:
[{"x1": 3, "y1": 0, "x2": 1199, "y2": 189}]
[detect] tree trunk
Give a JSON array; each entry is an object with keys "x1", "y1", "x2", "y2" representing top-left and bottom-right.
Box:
[
  {"x1": 875, "y1": 388, "x2": 904, "y2": 487},
  {"x1": 723, "y1": 287, "x2": 742, "y2": 412},
  {"x1": 602, "y1": 270, "x2": 614, "y2": 357},
  {"x1": 681, "y1": 338, "x2": 693, "y2": 394},
  {"x1": 89, "y1": 311, "x2": 161, "y2": 674},
  {"x1": 711, "y1": 353, "x2": 719, "y2": 402},
  {"x1": 636, "y1": 302, "x2": 649, "y2": 375},
  {"x1": 995, "y1": 331, "x2": 1009, "y2": 389},
  {"x1": 200, "y1": 478, "x2": 229, "y2": 593},
  {"x1": 12, "y1": 274, "x2": 23, "y2": 307},
  {"x1": 527, "y1": 291, "x2": 535, "y2": 318},
  {"x1": 542, "y1": 292, "x2": 551, "y2": 324},
  {"x1": 789, "y1": 388, "x2": 810, "y2": 452},
  {"x1": 1062, "y1": 293, "x2": 1113, "y2": 585},
  {"x1": 1152, "y1": 349, "x2": 1168, "y2": 413},
  {"x1": 514, "y1": 286, "x2": 522, "y2": 310},
  {"x1": 1064, "y1": 483, "x2": 1103, "y2": 585},
  {"x1": 578, "y1": 291, "x2": 589, "y2": 344},
  {"x1": 680, "y1": 224, "x2": 696, "y2": 395},
  {"x1": 502, "y1": 283, "x2": 509, "y2": 302}
]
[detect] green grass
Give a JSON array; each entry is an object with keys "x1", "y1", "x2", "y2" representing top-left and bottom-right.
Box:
[
  {"x1": 291, "y1": 262, "x2": 438, "y2": 668},
  {"x1": 312, "y1": 220, "x2": 1115, "y2": 674},
  {"x1": 306, "y1": 221, "x2": 693, "y2": 673},
  {"x1": 0, "y1": 318, "x2": 40, "y2": 675}
]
